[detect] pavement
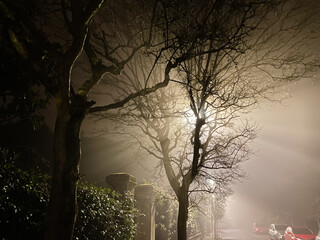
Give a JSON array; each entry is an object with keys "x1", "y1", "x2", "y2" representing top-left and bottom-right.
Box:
[
  {"x1": 201, "y1": 229, "x2": 270, "y2": 240},
  {"x1": 203, "y1": 236, "x2": 214, "y2": 240}
]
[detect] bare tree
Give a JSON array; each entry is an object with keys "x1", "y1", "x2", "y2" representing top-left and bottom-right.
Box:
[
  {"x1": 211, "y1": 194, "x2": 227, "y2": 239},
  {"x1": 104, "y1": 68, "x2": 257, "y2": 240},
  {"x1": 95, "y1": 1, "x2": 320, "y2": 240},
  {"x1": 2, "y1": 0, "x2": 319, "y2": 239},
  {"x1": 0, "y1": 1, "x2": 258, "y2": 238},
  {"x1": 0, "y1": 0, "x2": 177, "y2": 239}
]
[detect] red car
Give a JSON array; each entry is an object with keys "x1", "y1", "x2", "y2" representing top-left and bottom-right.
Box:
[
  {"x1": 253, "y1": 222, "x2": 267, "y2": 234},
  {"x1": 284, "y1": 227, "x2": 316, "y2": 240}
]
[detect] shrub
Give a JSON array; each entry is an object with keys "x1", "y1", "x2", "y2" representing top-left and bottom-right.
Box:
[
  {"x1": 154, "y1": 185, "x2": 202, "y2": 240},
  {"x1": 0, "y1": 148, "x2": 137, "y2": 240},
  {"x1": 0, "y1": 148, "x2": 50, "y2": 239},
  {"x1": 75, "y1": 182, "x2": 137, "y2": 240},
  {"x1": 154, "y1": 187, "x2": 178, "y2": 240}
]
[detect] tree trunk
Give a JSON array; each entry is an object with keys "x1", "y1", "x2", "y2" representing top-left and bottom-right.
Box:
[
  {"x1": 177, "y1": 188, "x2": 189, "y2": 240},
  {"x1": 213, "y1": 216, "x2": 217, "y2": 239},
  {"x1": 44, "y1": 100, "x2": 85, "y2": 240}
]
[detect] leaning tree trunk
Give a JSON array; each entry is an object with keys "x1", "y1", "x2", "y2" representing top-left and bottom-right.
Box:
[
  {"x1": 177, "y1": 187, "x2": 189, "y2": 240},
  {"x1": 213, "y1": 215, "x2": 218, "y2": 239},
  {"x1": 44, "y1": 97, "x2": 85, "y2": 240}
]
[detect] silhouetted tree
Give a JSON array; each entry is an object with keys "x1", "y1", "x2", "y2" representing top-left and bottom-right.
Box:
[
  {"x1": 211, "y1": 194, "x2": 227, "y2": 238},
  {"x1": 0, "y1": 1, "x2": 166, "y2": 239},
  {"x1": 1, "y1": 0, "x2": 275, "y2": 239},
  {"x1": 95, "y1": 1, "x2": 320, "y2": 239},
  {"x1": 104, "y1": 76, "x2": 256, "y2": 240}
]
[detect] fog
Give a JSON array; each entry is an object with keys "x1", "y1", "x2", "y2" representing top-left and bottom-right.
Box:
[
  {"x1": 79, "y1": 78, "x2": 320, "y2": 233},
  {"x1": 223, "y1": 79, "x2": 320, "y2": 231},
  {"x1": 72, "y1": 3, "x2": 320, "y2": 233}
]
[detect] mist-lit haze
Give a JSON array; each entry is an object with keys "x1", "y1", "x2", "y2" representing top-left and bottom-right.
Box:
[
  {"x1": 69, "y1": 2, "x2": 320, "y2": 236},
  {"x1": 3, "y1": 0, "x2": 320, "y2": 239},
  {"x1": 223, "y1": 79, "x2": 320, "y2": 230},
  {"x1": 79, "y1": 78, "x2": 320, "y2": 233}
]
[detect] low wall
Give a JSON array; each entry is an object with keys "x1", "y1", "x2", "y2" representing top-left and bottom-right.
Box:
[{"x1": 105, "y1": 173, "x2": 155, "y2": 240}]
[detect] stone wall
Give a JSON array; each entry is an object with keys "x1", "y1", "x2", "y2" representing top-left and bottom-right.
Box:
[
  {"x1": 105, "y1": 173, "x2": 155, "y2": 240},
  {"x1": 134, "y1": 184, "x2": 155, "y2": 240}
]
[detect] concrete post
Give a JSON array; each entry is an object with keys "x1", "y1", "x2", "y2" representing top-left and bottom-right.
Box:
[
  {"x1": 134, "y1": 184, "x2": 155, "y2": 240},
  {"x1": 105, "y1": 173, "x2": 136, "y2": 194}
]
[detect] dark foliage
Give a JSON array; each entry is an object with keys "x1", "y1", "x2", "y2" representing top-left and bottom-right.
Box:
[
  {"x1": 154, "y1": 186, "x2": 203, "y2": 240},
  {"x1": 75, "y1": 182, "x2": 137, "y2": 240},
  {"x1": 0, "y1": 148, "x2": 50, "y2": 240},
  {"x1": 0, "y1": 16, "x2": 49, "y2": 128},
  {"x1": 155, "y1": 188, "x2": 178, "y2": 240},
  {"x1": 0, "y1": 121, "x2": 54, "y2": 169},
  {"x1": 0, "y1": 148, "x2": 137, "y2": 240}
]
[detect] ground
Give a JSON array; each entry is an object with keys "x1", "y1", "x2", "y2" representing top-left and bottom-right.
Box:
[{"x1": 204, "y1": 228, "x2": 270, "y2": 240}]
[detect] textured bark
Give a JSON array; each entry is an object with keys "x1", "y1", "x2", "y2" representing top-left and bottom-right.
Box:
[
  {"x1": 177, "y1": 186, "x2": 189, "y2": 240},
  {"x1": 44, "y1": 98, "x2": 85, "y2": 240}
]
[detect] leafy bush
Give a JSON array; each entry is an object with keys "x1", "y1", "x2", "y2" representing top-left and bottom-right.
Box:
[
  {"x1": 154, "y1": 185, "x2": 203, "y2": 240},
  {"x1": 0, "y1": 148, "x2": 137, "y2": 239},
  {"x1": 75, "y1": 182, "x2": 137, "y2": 240},
  {"x1": 154, "y1": 187, "x2": 178, "y2": 240},
  {"x1": 0, "y1": 148, "x2": 50, "y2": 239}
]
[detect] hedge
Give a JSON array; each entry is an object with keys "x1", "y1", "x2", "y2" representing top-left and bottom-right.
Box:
[{"x1": 0, "y1": 148, "x2": 137, "y2": 240}]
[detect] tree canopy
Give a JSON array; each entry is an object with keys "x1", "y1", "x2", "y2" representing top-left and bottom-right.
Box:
[
  {"x1": 91, "y1": 1, "x2": 320, "y2": 239},
  {"x1": 1, "y1": 0, "x2": 319, "y2": 239}
]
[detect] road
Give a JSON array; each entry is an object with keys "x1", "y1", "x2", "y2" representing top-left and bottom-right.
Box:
[
  {"x1": 221, "y1": 229, "x2": 270, "y2": 240},
  {"x1": 204, "y1": 229, "x2": 270, "y2": 240}
]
